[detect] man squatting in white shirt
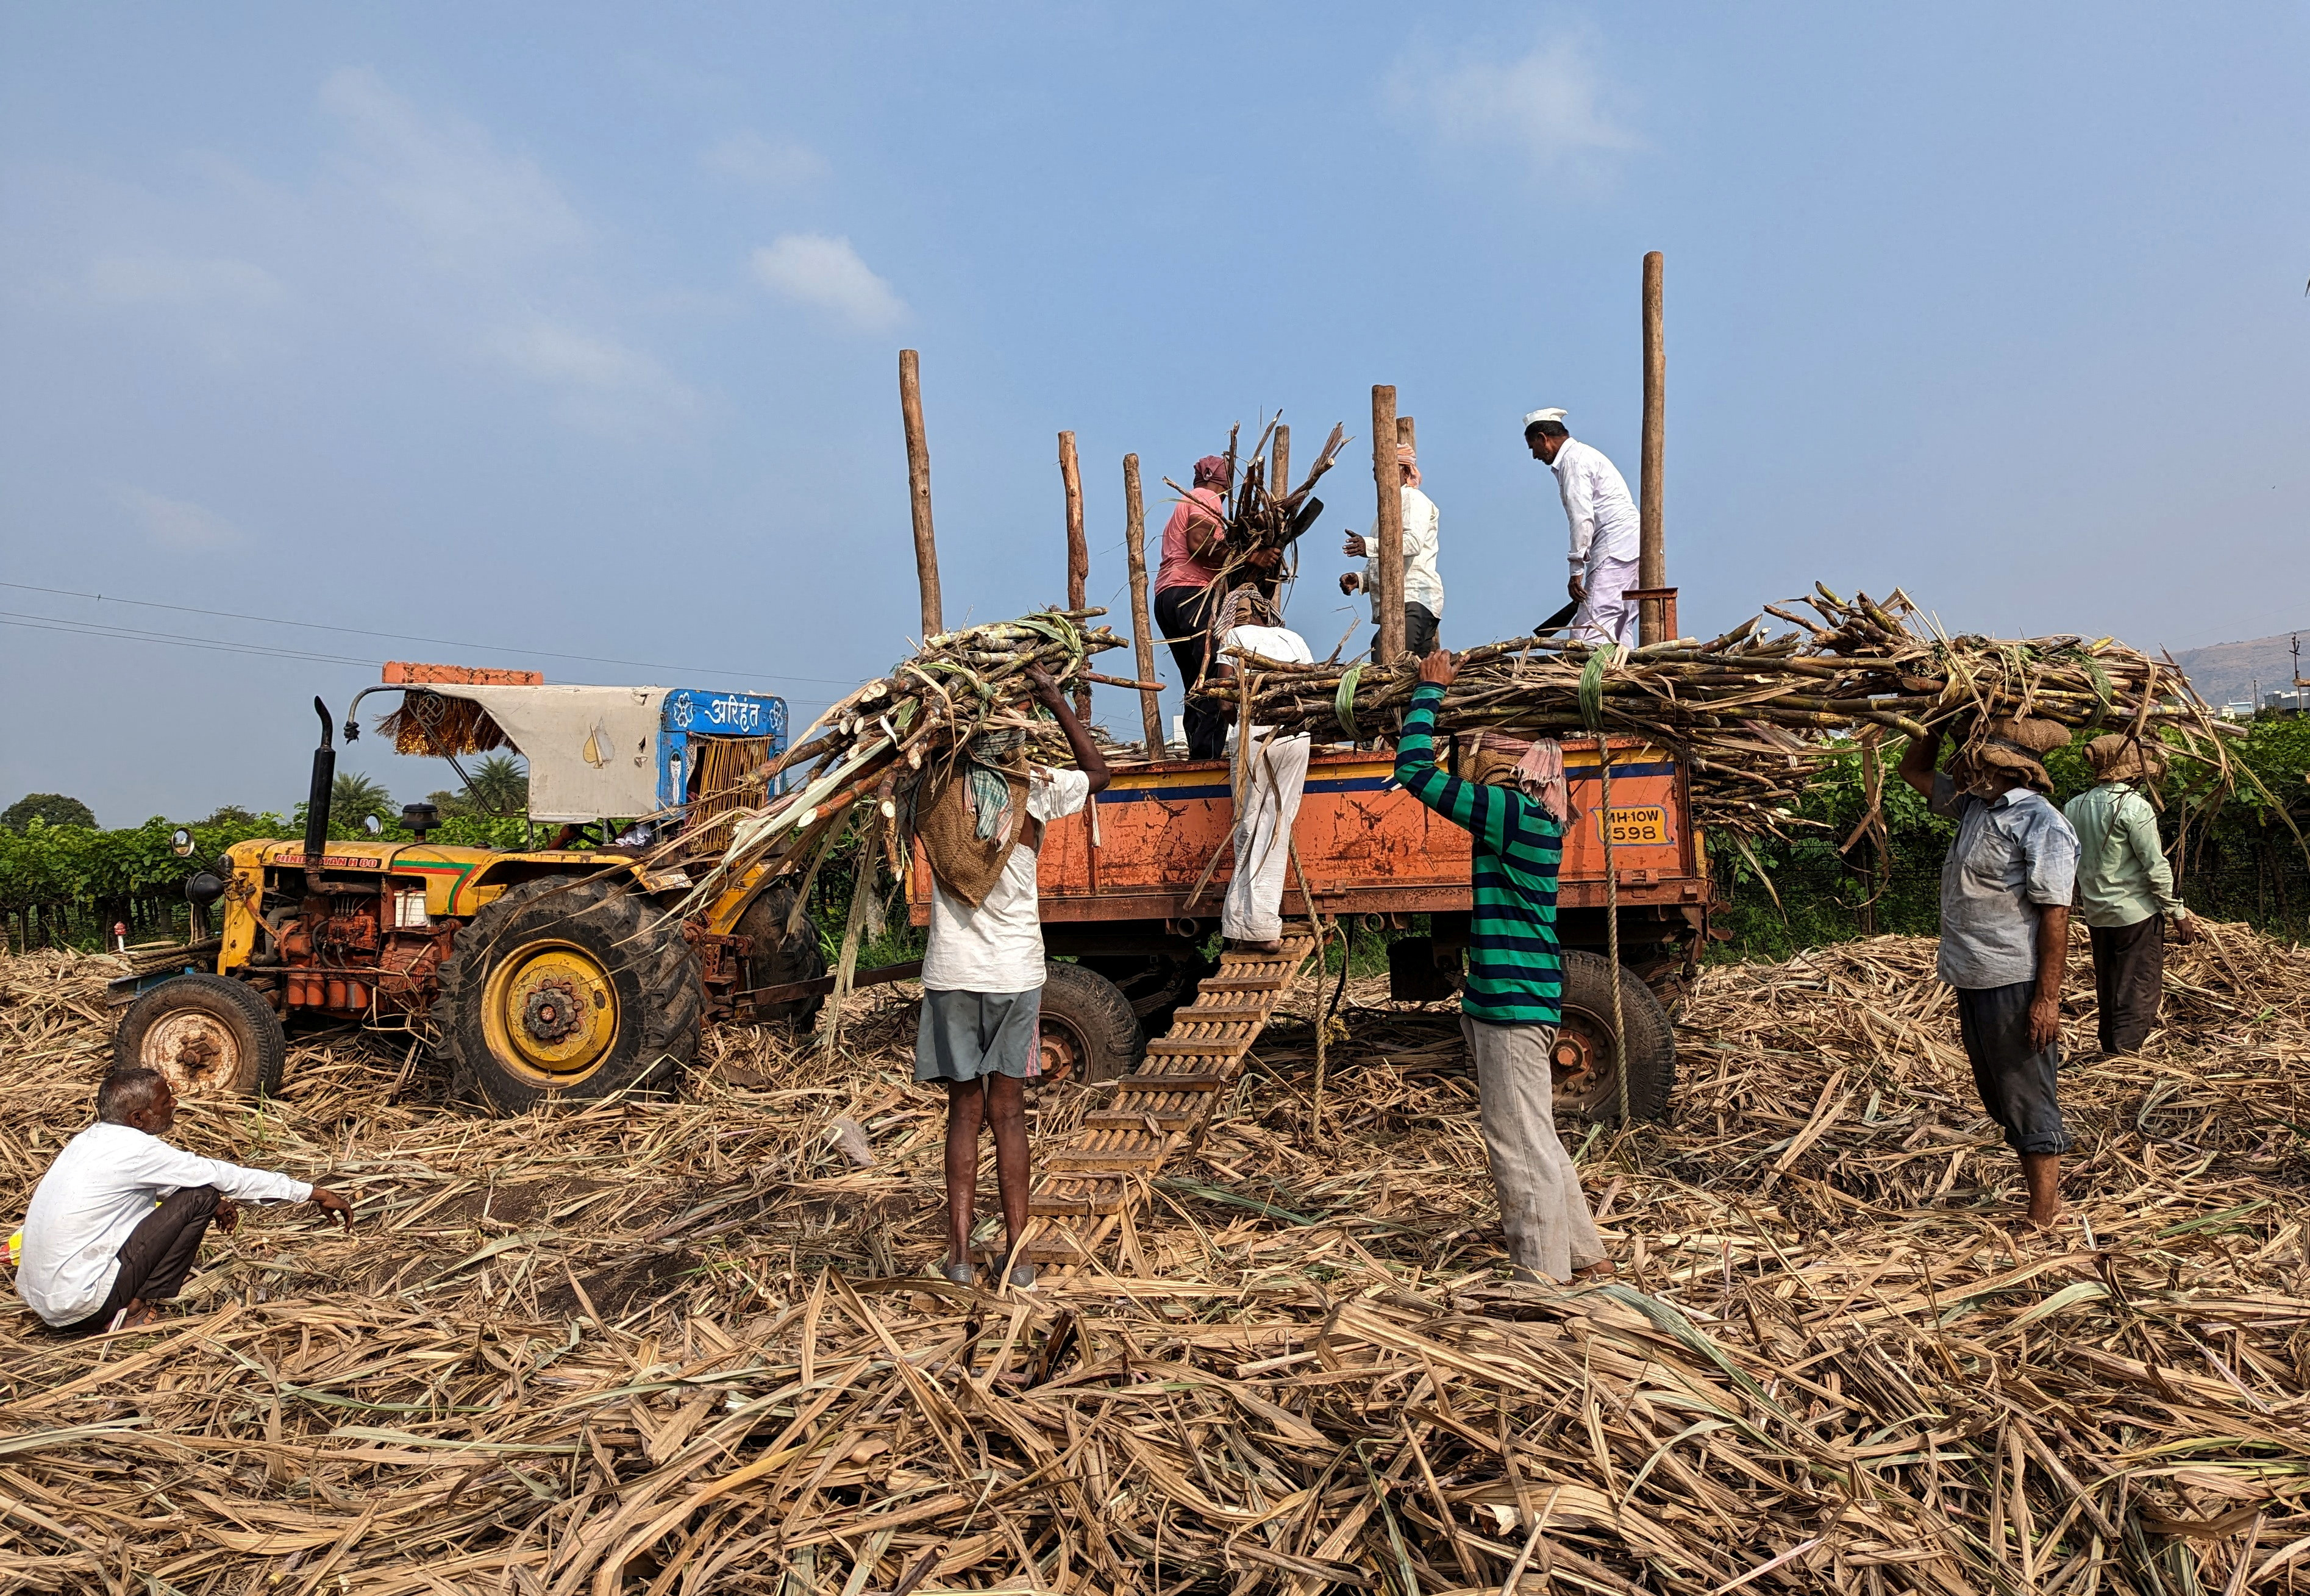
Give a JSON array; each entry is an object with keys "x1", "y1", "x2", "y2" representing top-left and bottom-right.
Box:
[
  {"x1": 914, "y1": 666, "x2": 1110, "y2": 1291},
  {"x1": 1339, "y1": 443, "x2": 1444, "y2": 660},
  {"x1": 18, "y1": 1068, "x2": 352, "y2": 1334},
  {"x1": 1525, "y1": 408, "x2": 1642, "y2": 648},
  {"x1": 1207, "y1": 585, "x2": 1315, "y2": 955}
]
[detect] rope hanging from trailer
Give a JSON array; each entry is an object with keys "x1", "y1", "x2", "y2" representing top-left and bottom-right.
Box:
[{"x1": 1580, "y1": 644, "x2": 1633, "y2": 1127}]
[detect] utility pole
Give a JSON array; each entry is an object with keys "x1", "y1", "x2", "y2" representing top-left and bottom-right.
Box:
[
  {"x1": 899, "y1": 350, "x2": 941, "y2": 638},
  {"x1": 1638, "y1": 251, "x2": 1667, "y2": 645},
  {"x1": 1371, "y1": 385, "x2": 1405, "y2": 661}
]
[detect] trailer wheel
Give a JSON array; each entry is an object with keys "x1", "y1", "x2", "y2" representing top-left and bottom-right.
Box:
[
  {"x1": 115, "y1": 974, "x2": 286, "y2": 1099},
  {"x1": 1551, "y1": 950, "x2": 1675, "y2": 1124},
  {"x1": 1035, "y1": 961, "x2": 1144, "y2": 1086},
  {"x1": 735, "y1": 885, "x2": 827, "y2": 1024},
  {"x1": 438, "y1": 875, "x2": 702, "y2": 1113}
]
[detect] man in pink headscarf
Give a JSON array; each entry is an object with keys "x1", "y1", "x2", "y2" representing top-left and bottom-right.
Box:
[{"x1": 1152, "y1": 455, "x2": 1275, "y2": 760}]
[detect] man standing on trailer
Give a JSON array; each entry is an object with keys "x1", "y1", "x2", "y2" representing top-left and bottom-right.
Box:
[
  {"x1": 2064, "y1": 733, "x2": 2195, "y2": 1055},
  {"x1": 1898, "y1": 717, "x2": 2080, "y2": 1227},
  {"x1": 1152, "y1": 455, "x2": 1278, "y2": 760},
  {"x1": 1208, "y1": 586, "x2": 1314, "y2": 955},
  {"x1": 914, "y1": 665, "x2": 1110, "y2": 1290},
  {"x1": 1396, "y1": 647, "x2": 1612, "y2": 1284},
  {"x1": 1340, "y1": 443, "x2": 1444, "y2": 660},
  {"x1": 1525, "y1": 408, "x2": 1641, "y2": 647}
]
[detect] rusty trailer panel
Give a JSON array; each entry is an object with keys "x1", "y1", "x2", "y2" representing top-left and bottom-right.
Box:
[{"x1": 910, "y1": 736, "x2": 1707, "y2": 925}]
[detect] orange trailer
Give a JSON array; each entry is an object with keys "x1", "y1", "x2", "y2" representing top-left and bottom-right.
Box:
[{"x1": 909, "y1": 735, "x2": 1709, "y2": 1118}]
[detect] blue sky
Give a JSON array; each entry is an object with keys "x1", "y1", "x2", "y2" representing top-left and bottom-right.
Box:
[{"x1": 4, "y1": 4, "x2": 2306, "y2": 824}]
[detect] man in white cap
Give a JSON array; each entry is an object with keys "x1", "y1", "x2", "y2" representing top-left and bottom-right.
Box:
[
  {"x1": 1525, "y1": 409, "x2": 1641, "y2": 647},
  {"x1": 1340, "y1": 444, "x2": 1443, "y2": 660}
]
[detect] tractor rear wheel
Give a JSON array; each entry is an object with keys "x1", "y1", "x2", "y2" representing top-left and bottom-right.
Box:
[
  {"x1": 115, "y1": 974, "x2": 286, "y2": 1099},
  {"x1": 1550, "y1": 950, "x2": 1676, "y2": 1124},
  {"x1": 438, "y1": 875, "x2": 702, "y2": 1113},
  {"x1": 735, "y1": 885, "x2": 827, "y2": 1024}
]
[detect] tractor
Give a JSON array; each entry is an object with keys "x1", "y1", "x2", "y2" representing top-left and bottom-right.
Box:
[{"x1": 109, "y1": 664, "x2": 827, "y2": 1111}]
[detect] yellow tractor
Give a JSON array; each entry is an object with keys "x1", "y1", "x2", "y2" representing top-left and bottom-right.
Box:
[{"x1": 110, "y1": 667, "x2": 826, "y2": 1111}]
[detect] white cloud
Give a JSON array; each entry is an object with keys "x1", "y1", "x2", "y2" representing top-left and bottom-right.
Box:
[
  {"x1": 112, "y1": 486, "x2": 248, "y2": 550},
  {"x1": 750, "y1": 233, "x2": 906, "y2": 332},
  {"x1": 85, "y1": 254, "x2": 283, "y2": 308},
  {"x1": 488, "y1": 319, "x2": 699, "y2": 435},
  {"x1": 700, "y1": 131, "x2": 828, "y2": 188},
  {"x1": 318, "y1": 66, "x2": 586, "y2": 272},
  {"x1": 1388, "y1": 29, "x2": 1636, "y2": 171}
]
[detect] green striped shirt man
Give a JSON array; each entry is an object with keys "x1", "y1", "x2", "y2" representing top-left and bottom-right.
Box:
[{"x1": 1394, "y1": 682, "x2": 1566, "y2": 1026}]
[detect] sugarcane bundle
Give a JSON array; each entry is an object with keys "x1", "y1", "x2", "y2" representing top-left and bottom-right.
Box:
[
  {"x1": 1207, "y1": 584, "x2": 2240, "y2": 840},
  {"x1": 658, "y1": 609, "x2": 1130, "y2": 914}
]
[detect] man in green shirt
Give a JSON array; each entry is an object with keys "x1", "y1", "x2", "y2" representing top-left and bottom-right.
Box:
[
  {"x1": 2063, "y1": 733, "x2": 2194, "y2": 1054},
  {"x1": 1396, "y1": 648, "x2": 1610, "y2": 1284}
]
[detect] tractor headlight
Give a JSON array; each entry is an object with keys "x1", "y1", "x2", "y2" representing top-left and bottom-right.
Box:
[{"x1": 393, "y1": 888, "x2": 431, "y2": 929}]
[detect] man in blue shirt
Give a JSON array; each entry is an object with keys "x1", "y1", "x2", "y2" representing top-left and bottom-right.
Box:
[{"x1": 1899, "y1": 716, "x2": 2080, "y2": 1227}]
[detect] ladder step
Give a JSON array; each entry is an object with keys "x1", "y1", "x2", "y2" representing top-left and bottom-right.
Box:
[
  {"x1": 1083, "y1": 1108, "x2": 1199, "y2": 1132},
  {"x1": 1030, "y1": 1192, "x2": 1128, "y2": 1218},
  {"x1": 1044, "y1": 1149, "x2": 1166, "y2": 1172},
  {"x1": 1145, "y1": 1038, "x2": 1245, "y2": 1057},
  {"x1": 1177, "y1": 1002, "x2": 1275, "y2": 1019},
  {"x1": 1116, "y1": 1071, "x2": 1233, "y2": 1092},
  {"x1": 1199, "y1": 974, "x2": 1293, "y2": 992}
]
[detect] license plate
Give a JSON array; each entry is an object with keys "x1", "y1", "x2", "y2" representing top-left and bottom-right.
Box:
[{"x1": 1595, "y1": 805, "x2": 1668, "y2": 846}]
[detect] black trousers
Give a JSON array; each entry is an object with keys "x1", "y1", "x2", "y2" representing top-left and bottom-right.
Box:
[
  {"x1": 2088, "y1": 916, "x2": 2165, "y2": 1053},
  {"x1": 62, "y1": 1185, "x2": 219, "y2": 1335},
  {"x1": 1953, "y1": 983, "x2": 2072, "y2": 1155},
  {"x1": 1153, "y1": 585, "x2": 1228, "y2": 760},
  {"x1": 1369, "y1": 602, "x2": 1440, "y2": 663}
]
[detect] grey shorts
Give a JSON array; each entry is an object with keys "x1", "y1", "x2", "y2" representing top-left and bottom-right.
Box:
[{"x1": 916, "y1": 988, "x2": 1041, "y2": 1083}]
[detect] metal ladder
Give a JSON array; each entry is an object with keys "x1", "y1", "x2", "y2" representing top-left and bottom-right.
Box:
[{"x1": 1022, "y1": 930, "x2": 1318, "y2": 1271}]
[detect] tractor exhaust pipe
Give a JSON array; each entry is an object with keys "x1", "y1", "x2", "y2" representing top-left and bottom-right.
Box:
[{"x1": 304, "y1": 697, "x2": 335, "y2": 889}]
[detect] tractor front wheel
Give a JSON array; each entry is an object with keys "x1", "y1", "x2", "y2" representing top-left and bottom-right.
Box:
[
  {"x1": 438, "y1": 876, "x2": 702, "y2": 1113},
  {"x1": 114, "y1": 974, "x2": 286, "y2": 1099},
  {"x1": 735, "y1": 885, "x2": 827, "y2": 1024}
]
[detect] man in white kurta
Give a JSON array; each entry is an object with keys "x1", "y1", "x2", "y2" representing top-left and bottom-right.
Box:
[
  {"x1": 1525, "y1": 408, "x2": 1641, "y2": 647},
  {"x1": 1213, "y1": 589, "x2": 1314, "y2": 951},
  {"x1": 1341, "y1": 445, "x2": 1444, "y2": 660}
]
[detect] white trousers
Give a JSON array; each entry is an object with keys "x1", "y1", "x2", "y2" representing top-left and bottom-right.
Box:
[
  {"x1": 1461, "y1": 1016, "x2": 1606, "y2": 1282},
  {"x1": 1576, "y1": 555, "x2": 1641, "y2": 647},
  {"x1": 1221, "y1": 732, "x2": 1311, "y2": 942}
]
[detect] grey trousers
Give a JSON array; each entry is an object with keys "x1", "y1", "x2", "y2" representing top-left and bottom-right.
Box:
[{"x1": 1462, "y1": 1016, "x2": 1606, "y2": 1282}]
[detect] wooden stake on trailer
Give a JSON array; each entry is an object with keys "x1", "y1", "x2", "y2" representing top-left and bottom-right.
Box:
[
  {"x1": 1271, "y1": 422, "x2": 1290, "y2": 505},
  {"x1": 1371, "y1": 385, "x2": 1405, "y2": 661},
  {"x1": 1639, "y1": 251, "x2": 1667, "y2": 646},
  {"x1": 1122, "y1": 454, "x2": 1166, "y2": 757},
  {"x1": 899, "y1": 349, "x2": 942, "y2": 639},
  {"x1": 1059, "y1": 430, "x2": 1092, "y2": 722}
]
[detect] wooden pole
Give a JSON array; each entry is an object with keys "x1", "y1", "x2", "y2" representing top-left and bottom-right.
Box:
[
  {"x1": 899, "y1": 349, "x2": 941, "y2": 639},
  {"x1": 1271, "y1": 422, "x2": 1290, "y2": 500},
  {"x1": 1639, "y1": 251, "x2": 1667, "y2": 645},
  {"x1": 1059, "y1": 430, "x2": 1091, "y2": 722},
  {"x1": 1371, "y1": 385, "x2": 1405, "y2": 661},
  {"x1": 1122, "y1": 454, "x2": 1165, "y2": 757}
]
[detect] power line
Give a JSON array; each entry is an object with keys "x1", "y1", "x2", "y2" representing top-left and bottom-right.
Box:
[
  {"x1": 0, "y1": 613, "x2": 848, "y2": 711},
  {"x1": 0, "y1": 579, "x2": 861, "y2": 687}
]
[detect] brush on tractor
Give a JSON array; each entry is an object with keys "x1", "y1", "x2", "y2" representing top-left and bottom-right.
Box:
[{"x1": 110, "y1": 665, "x2": 827, "y2": 1112}]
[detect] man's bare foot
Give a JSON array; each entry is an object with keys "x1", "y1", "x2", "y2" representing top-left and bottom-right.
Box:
[
  {"x1": 1573, "y1": 1259, "x2": 1617, "y2": 1280},
  {"x1": 2020, "y1": 1152, "x2": 2062, "y2": 1230},
  {"x1": 1227, "y1": 937, "x2": 1285, "y2": 955},
  {"x1": 116, "y1": 1300, "x2": 162, "y2": 1331}
]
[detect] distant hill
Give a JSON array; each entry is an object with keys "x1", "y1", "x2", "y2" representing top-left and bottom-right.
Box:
[{"x1": 2167, "y1": 629, "x2": 2309, "y2": 710}]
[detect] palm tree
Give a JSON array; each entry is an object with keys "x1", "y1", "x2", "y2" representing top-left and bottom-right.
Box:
[
  {"x1": 464, "y1": 754, "x2": 530, "y2": 816},
  {"x1": 330, "y1": 772, "x2": 394, "y2": 827}
]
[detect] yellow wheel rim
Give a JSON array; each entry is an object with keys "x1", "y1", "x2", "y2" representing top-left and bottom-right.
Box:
[{"x1": 480, "y1": 939, "x2": 620, "y2": 1085}]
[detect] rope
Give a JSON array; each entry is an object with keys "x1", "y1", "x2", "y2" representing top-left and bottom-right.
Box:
[{"x1": 1581, "y1": 644, "x2": 1633, "y2": 1127}]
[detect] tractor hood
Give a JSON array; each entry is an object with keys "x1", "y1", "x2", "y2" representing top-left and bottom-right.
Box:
[{"x1": 438, "y1": 685, "x2": 669, "y2": 824}]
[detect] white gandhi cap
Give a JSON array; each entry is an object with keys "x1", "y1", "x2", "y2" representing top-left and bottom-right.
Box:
[{"x1": 1522, "y1": 407, "x2": 1567, "y2": 429}]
